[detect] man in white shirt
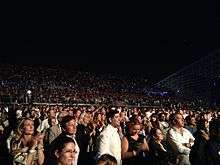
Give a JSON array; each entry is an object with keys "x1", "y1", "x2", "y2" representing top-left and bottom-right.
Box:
[
  {"x1": 37, "y1": 109, "x2": 58, "y2": 133},
  {"x1": 167, "y1": 113, "x2": 195, "y2": 165},
  {"x1": 97, "y1": 109, "x2": 122, "y2": 165}
]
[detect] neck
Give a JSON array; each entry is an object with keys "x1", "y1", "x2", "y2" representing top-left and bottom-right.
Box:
[
  {"x1": 173, "y1": 126, "x2": 183, "y2": 132},
  {"x1": 22, "y1": 134, "x2": 32, "y2": 146}
]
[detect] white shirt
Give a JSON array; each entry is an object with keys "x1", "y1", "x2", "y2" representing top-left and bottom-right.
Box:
[
  {"x1": 167, "y1": 127, "x2": 195, "y2": 155},
  {"x1": 97, "y1": 124, "x2": 122, "y2": 165},
  {"x1": 37, "y1": 118, "x2": 58, "y2": 133}
]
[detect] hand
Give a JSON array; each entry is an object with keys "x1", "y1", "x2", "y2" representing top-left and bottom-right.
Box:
[
  {"x1": 189, "y1": 138, "x2": 194, "y2": 144},
  {"x1": 136, "y1": 143, "x2": 146, "y2": 153},
  {"x1": 34, "y1": 132, "x2": 45, "y2": 145},
  {"x1": 30, "y1": 137, "x2": 38, "y2": 149}
]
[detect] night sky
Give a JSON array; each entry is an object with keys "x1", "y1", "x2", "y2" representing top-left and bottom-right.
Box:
[{"x1": 1, "y1": 1, "x2": 220, "y2": 83}]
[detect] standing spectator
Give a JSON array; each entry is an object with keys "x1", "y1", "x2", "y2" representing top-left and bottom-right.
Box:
[
  {"x1": 148, "y1": 128, "x2": 169, "y2": 165},
  {"x1": 37, "y1": 109, "x2": 57, "y2": 133},
  {"x1": 190, "y1": 119, "x2": 209, "y2": 165},
  {"x1": 10, "y1": 118, "x2": 45, "y2": 165},
  {"x1": 50, "y1": 136, "x2": 77, "y2": 165},
  {"x1": 96, "y1": 154, "x2": 117, "y2": 165},
  {"x1": 205, "y1": 119, "x2": 220, "y2": 165},
  {"x1": 96, "y1": 110, "x2": 122, "y2": 165},
  {"x1": 185, "y1": 115, "x2": 197, "y2": 135},
  {"x1": 121, "y1": 116, "x2": 149, "y2": 165},
  {"x1": 166, "y1": 113, "x2": 195, "y2": 165},
  {"x1": 76, "y1": 111, "x2": 93, "y2": 165},
  {"x1": 49, "y1": 115, "x2": 79, "y2": 165}
]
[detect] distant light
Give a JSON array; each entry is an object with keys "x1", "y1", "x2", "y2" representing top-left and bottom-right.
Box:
[{"x1": 27, "y1": 90, "x2": 32, "y2": 95}]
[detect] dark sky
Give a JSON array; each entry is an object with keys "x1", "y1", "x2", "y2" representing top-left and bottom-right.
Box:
[{"x1": 1, "y1": 1, "x2": 220, "y2": 83}]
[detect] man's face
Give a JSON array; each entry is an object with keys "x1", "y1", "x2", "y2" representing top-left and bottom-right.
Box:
[
  {"x1": 64, "y1": 119, "x2": 77, "y2": 135},
  {"x1": 175, "y1": 114, "x2": 184, "y2": 128},
  {"x1": 110, "y1": 113, "x2": 120, "y2": 128}
]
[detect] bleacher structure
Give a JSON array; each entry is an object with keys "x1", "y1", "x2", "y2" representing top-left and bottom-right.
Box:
[{"x1": 155, "y1": 49, "x2": 220, "y2": 104}]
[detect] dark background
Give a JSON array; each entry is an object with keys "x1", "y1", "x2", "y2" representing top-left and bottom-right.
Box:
[{"x1": 1, "y1": 1, "x2": 220, "y2": 83}]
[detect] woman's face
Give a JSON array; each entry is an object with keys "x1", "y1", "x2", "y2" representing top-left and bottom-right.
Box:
[
  {"x1": 129, "y1": 124, "x2": 141, "y2": 136},
  {"x1": 151, "y1": 116, "x2": 157, "y2": 122},
  {"x1": 154, "y1": 129, "x2": 164, "y2": 141},
  {"x1": 56, "y1": 142, "x2": 76, "y2": 165},
  {"x1": 22, "y1": 119, "x2": 34, "y2": 135},
  {"x1": 83, "y1": 113, "x2": 90, "y2": 124}
]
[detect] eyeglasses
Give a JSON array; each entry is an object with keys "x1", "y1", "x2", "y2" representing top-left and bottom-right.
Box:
[{"x1": 63, "y1": 149, "x2": 77, "y2": 154}]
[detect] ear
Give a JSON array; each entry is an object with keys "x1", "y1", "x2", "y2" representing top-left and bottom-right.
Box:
[
  {"x1": 54, "y1": 150, "x2": 60, "y2": 159},
  {"x1": 109, "y1": 118, "x2": 112, "y2": 123}
]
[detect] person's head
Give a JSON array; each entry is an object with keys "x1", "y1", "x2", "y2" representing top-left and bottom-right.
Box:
[
  {"x1": 60, "y1": 115, "x2": 77, "y2": 135},
  {"x1": 96, "y1": 154, "x2": 117, "y2": 165},
  {"x1": 197, "y1": 119, "x2": 209, "y2": 133},
  {"x1": 170, "y1": 113, "x2": 184, "y2": 128},
  {"x1": 18, "y1": 118, "x2": 34, "y2": 135},
  {"x1": 53, "y1": 137, "x2": 76, "y2": 165},
  {"x1": 94, "y1": 112, "x2": 102, "y2": 122},
  {"x1": 185, "y1": 115, "x2": 196, "y2": 126},
  {"x1": 106, "y1": 110, "x2": 120, "y2": 127},
  {"x1": 150, "y1": 128, "x2": 164, "y2": 142},
  {"x1": 48, "y1": 117, "x2": 57, "y2": 127},
  {"x1": 150, "y1": 113, "x2": 158, "y2": 122},
  {"x1": 79, "y1": 112, "x2": 91, "y2": 125},
  {"x1": 209, "y1": 119, "x2": 220, "y2": 140},
  {"x1": 74, "y1": 109, "x2": 81, "y2": 119},
  {"x1": 128, "y1": 116, "x2": 142, "y2": 136},
  {"x1": 158, "y1": 113, "x2": 166, "y2": 122},
  {"x1": 48, "y1": 109, "x2": 56, "y2": 119}
]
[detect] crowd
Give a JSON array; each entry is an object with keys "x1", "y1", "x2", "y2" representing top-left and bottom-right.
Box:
[
  {"x1": 0, "y1": 64, "x2": 219, "y2": 165},
  {"x1": 0, "y1": 64, "x2": 198, "y2": 108},
  {"x1": 0, "y1": 103, "x2": 219, "y2": 165}
]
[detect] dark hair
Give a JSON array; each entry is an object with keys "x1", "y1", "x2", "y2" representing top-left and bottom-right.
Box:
[
  {"x1": 97, "y1": 154, "x2": 117, "y2": 165},
  {"x1": 196, "y1": 119, "x2": 208, "y2": 131},
  {"x1": 51, "y1": 136, "x2": 75, "y2": 156},
  {"x1": 60, "y1": 115, "x2": 75, "y2": 129},
  {"x1": 150, "y1": 127, "x2": 160, "y2": 137},
  {"x1": 209, "y1": 119, "x2": 220, "y2": 139},
  {"x1": 128, "y1": 115, "x2": 141, "y2": 126},
  {"x1": 169, "y1": 113, "x2": 182, "y2": 125},
  {"x1": 106, "y1": 110, "x2": 119, "y2": 123}
]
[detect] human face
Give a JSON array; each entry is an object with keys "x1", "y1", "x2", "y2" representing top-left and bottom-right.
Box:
[
  {"x1": 154, "y1": 129, "x2": 164, "y2": 141},
  {"x1": 64, "y1": 119, "x2": 77, "y2": 135},
  {"x1": 22, "y1": 119, "x2": 34, "y2": 135},
  {"x1": 49, "y1": 109, "x2": 56, "y2": 118},
  {"x1": 83, "y1": 113, "x2": 90, "y2": 125},
  {"x1": 76, "y1": 110, "x2": 81, "y2": 118},
  {"x1": 190, "y1": 117, "x2": 196, "y2": 126},
  {"x1": 175, "y1": 114, "x2": 184, "y2": 128},
  {"x1": 111, "y1": 113, "x2": 120, "y2": 128},
  {"x1": 56, "y1": 142, "x2": 76, "y2": 165},
  {"x1": 129, "y1": 124, "x2": 141, "y2": 136}
]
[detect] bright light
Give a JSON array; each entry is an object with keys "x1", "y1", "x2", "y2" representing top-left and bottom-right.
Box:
[{"x1": 27, "y1": 90, "x2": 32, "y2": 95}]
